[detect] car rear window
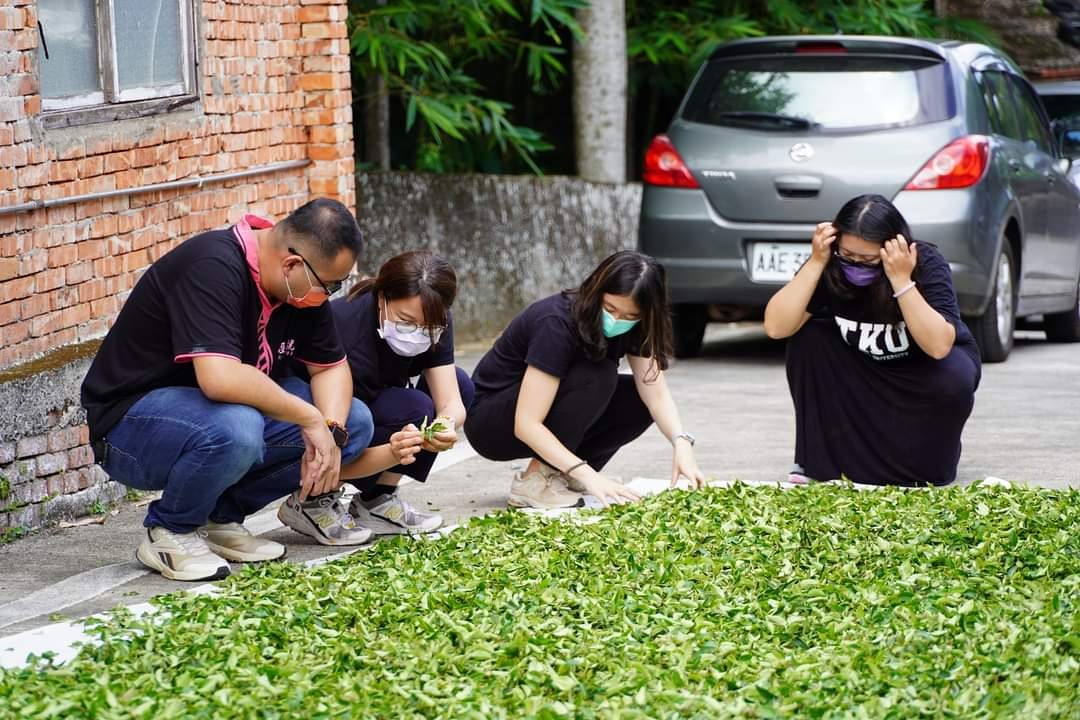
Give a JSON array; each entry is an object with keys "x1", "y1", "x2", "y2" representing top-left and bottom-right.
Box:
[
  {"x1": 1040, "y1": 93, "x2": 1080, "y2": 125},
  {"x1": 682, "y1": 55, "x2": 955, "y2": 132}
]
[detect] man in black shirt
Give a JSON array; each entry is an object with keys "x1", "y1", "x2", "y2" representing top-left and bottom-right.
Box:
[{"x1": 81, "y1": 198, "x2": 375, "y2": 581}]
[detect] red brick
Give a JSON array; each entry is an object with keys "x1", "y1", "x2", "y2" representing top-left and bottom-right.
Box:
[
  {"x1": 77, "y1": 239, "x2": 107, "y2": 261},
  {"x1": 0, "y1": 301, "x2": 17, "y2": 325},
  {"x1": 90, "y1": 214, "x2": 118, "y2": 239},
  {"x1": 2, "y1": 320, "x2": 28, "y2": 346},
  {"x1": 77, "y1": 278, "x2": 107, "y2": 303},
  {"x1": 0, "y1": 276, "x2": 34, "y2": 302},
  {"x1": 17, "y1": 162, "x2": 46, "y2": 186},
  {"x1": 19, "y1": 292, "x2": 49, "y2": 319},
  {"x1": 47, "y1": 427, "x2": 81, "y2": 453},
  {"x1": 47, "y1": 244, "x2": 79, "y2": 267},
  {"x1": 67, "y1": 445, "x2": 94, "y2": 470},
  {"x1": 60, "y1": 302, "x2": 91, "y2": 328},
  {"x1": 49, "y1": 159, "x2": 79, "y2": 182},
  {"x1": 28, "y1": 309, "x2": 61, "y2": 337},
  {"x1": 34, "y1": 267, "x2": 65, "y2": 293},
  {"x1": 49, "y1": 286, "x2": 78, "y2": 310},
  {"x1": 0, "y1": 257, "x2": 16, "y2": 281},
  {"x1": 65, "y1": 260, "x2": 93, "y2": 285},
  {"x1": 16, "y1": 434, "x2": 46, "y2": 458}
]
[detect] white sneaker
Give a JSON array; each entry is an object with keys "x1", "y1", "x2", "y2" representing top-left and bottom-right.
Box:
[
  {"x1": 348, "y1": 493, "x2": 443, "y2": 535},
  {"x1": 204, "y1": 521, "x2": 287, "y2": 562},
  {"x1": 277, "y1": 489, "x2": 373, "y2": 546},
  {"x1": 135, "y1": 527, "x2": 231, "y2": 582},
  {"x1": 508, "y1": 468, "x2": 584, "y2": 509}
]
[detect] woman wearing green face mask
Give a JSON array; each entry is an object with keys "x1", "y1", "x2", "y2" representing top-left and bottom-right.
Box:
[{"x1": 465, "y1": 251, "x2": 707, "y2": 509}]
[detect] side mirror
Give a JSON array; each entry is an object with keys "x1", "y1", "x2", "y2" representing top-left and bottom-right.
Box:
[
  {"x1": 1058, "y1": 127, "x2": 1080, "y2": 160},
  {"x1": 1055, "y1": 157, "x2": 1072, "y2": 175}
]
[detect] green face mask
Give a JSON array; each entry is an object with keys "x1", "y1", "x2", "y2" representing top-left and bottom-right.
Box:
[{"x1": 602, "y1": 308, "x2": 639, "y2": 338}]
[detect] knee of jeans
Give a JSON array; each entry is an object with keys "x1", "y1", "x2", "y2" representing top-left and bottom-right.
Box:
[
  {"x1": 203, "y1": 405, "x2": 264, "y2": 471},
  {"x1": 343, "y1": 399, "x2": 374, "y2": 460}
]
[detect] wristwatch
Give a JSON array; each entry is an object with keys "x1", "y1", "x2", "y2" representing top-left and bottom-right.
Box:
[
  {"x1": 673, "y1": 431, "x2": 696, "y2": 447},
  {"x1": 326, "y1": 419, "x2": 349, "y2": 448}
]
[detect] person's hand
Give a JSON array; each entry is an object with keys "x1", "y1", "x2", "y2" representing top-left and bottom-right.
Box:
[
  {"x1": 881, "y1": 234, "x2": 918, "y2": 289},
  {"x1": 671, "y1": 442, "x2": 707, "y2": 489},
  {"x1": 579, "y1": 473, "x2": 641, "y2": 508},
  {"x1": 810, "y1": 222, "x2": 838, "y2": 268},
  {"x1": 299, "y1": 413, "x2": 338, "y2": 501},
  {"x1": 421, "y1": 416, "x2": 457, "y2": 452},
  {"x1": 390, "y1": 424, "x2": 424, "y2": 466}
]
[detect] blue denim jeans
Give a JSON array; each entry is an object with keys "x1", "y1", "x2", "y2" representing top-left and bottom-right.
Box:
[{"x1": 100, "y1": 377, "x2": 374, "y2": 532}]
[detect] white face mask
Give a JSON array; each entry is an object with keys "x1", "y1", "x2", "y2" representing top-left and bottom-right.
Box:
[{"x1": 377, "y1": 300, "x2": 433, "y2": 357}]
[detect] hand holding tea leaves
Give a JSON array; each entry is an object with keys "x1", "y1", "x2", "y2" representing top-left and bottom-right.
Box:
[
  {"x1": 389, "y1": 424, "x2": 423, "y2": 466},
  {"x1": 420, "y1": 415, "x2": 457, "y2": 452}
]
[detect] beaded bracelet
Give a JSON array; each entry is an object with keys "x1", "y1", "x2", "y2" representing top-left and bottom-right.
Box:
[{"x1": 892, "y1": 281, "x2": 917, "y2": 299}]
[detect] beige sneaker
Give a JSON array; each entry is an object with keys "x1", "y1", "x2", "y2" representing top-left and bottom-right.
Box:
[
  {"x1": 508, "y1": 468, "x2": 584, "y2": 509},
  {"x1": 539, "y1": 461, "x2": 589, "y2": 493},
  {"x1": 204, "y1": 521, "x2": 287, "y2": 563},
  {"x1": 135, "y1": 527, "x2": 230, "y2": 582}
]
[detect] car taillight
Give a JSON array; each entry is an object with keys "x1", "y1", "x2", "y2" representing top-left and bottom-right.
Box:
[
  {"x1": 643, "y1": 134, "x2": 700, "y2": 189},
  {"x1": 904, "y1": 135, "x2": 989, "y2": 190}
]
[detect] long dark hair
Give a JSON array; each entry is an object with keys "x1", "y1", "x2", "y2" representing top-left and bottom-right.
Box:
[
  {"x1": 826, "y1": 194, "x2": 923, "y2": 322},
  {"x1": 569, "y1": 251, "x2": 672, "y2": 379},
  {"x1": 348, "y1": 250, "x2": 457, "y2": 344}
]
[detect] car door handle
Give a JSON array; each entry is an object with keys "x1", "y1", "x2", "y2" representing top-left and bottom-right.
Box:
[
  {"x1": 1008, "y1": 159, "x2": 1022, "y2": 172},
  {"x1": 1045, "y1": 171, "x2": 1056, "y2": 185}
]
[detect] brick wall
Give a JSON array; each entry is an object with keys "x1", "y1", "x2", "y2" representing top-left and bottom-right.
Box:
[{"x1": 0, "y1": 0, "x2": 356, "y2": 536}]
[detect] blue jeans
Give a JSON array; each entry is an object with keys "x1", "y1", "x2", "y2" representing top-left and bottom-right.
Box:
[{"x1": 100, "y1": 377, "x2": 374, "y2": 533}]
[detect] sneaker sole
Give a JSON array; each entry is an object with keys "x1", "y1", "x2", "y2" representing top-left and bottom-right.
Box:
[
  {"x1": 353, "y1": 511, "x2": 442, "y2": 536},
  {"x1": 507, "y1": 494, "x2": 585, "y2": 510},
  {"x1": 135, "y1": 544, "x2": 231, "y2": 582},
  {"x1": 204, "y1": 540, "x2": 287, "y2": 564},
  {"x1": 276, "y1": 504, "x2": 373, "y2": 547}
]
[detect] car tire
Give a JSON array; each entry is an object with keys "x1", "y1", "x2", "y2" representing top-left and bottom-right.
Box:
[
  {"x1": 1043, "y1": 278, "x2": 1080, "y2": 342},
  {"x1": 672, "y1": 304, "x2": 707, "y2": 358},
  {"x1": 969, "y1": 243, "x2": 1017, "y2": 364}
]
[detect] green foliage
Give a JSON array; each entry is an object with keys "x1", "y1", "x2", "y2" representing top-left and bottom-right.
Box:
[
  {"x1": 2, "y1": 484, "x2": 1079, "y2": 717},
  {"x1": 88, "y1": 500, "x2": 107, "y2": 516},
  {"x1": 0, "y1": 477, "x2": 8, "y2": 502},
  {"x1": 124, "y1": 488, "x2": 142, "y2": 502},
  {"x1": 348, "y1": 0, "x2": 584, "y2": 173},
  {"x1": 0, "y1": 526, "x2": 26, "y2": 545}
]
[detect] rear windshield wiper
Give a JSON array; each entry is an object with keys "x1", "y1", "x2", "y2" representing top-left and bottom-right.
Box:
[{"x1": 713, "y1": 111, "x2": 818, "y2": 130}]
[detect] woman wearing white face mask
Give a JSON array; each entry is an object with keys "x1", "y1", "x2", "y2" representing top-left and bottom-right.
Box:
[
  {"x1": 278, "y1": 250, "x2": 472, "y2": 541},
  {"x1": 465, "y1": 251, "x2": 707, "y2": 509}
]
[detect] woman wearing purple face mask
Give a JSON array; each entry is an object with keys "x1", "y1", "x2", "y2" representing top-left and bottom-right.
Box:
[
  {"x1": 280, "y1": 250, "x2": 473, "y2": 542},
  {"x1": 763, "y1": 194, "x2": 980, "y2": 487}
]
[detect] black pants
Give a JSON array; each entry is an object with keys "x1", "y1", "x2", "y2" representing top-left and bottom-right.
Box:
[
  {"x1": 465, "y1": 359, "x2": 653, "y2": 472},
  {"x1": 786, "y1": 319, "x2": 980, "y2": 486},
  {"x1": 349, "y1": 367, "x2": 475, "y2": 492}
]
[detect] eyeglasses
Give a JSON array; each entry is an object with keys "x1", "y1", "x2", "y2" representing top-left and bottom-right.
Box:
[
  {"x1": 288, "y1": 247, "x2": 343, "y2": 295},
  {"x1": 383, "y1": 300, "x2": 446, "y2": 342},
  {"x1": 833, "y1": 247, "x2": 882, "y2": 266}
]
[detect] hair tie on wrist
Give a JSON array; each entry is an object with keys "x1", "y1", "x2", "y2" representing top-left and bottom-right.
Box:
[
  {"x1": 893, "y1": 281, "x2": 917, "y2": 299},
  {"x1": 563, "y1": 460, "x2": 588, "y2": 475}
]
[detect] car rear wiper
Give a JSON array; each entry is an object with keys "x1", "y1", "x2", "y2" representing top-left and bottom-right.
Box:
[{"x1": 713, "y1": 111, "x2": 819, "y2": 130}]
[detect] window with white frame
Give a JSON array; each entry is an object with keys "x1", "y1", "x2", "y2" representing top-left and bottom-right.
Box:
[{"x1": 37, "y1": 0, "x2": 197, "y2": 117}]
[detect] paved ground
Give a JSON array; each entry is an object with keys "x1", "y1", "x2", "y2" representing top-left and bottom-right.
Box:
[{"x1": 1, "y1": 324, "x2": 1077, "y2": 656}]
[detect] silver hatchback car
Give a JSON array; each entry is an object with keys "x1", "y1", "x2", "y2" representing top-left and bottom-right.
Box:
[{"x1": 639, "y1": 36, "x2": 1080, "y2": 362}]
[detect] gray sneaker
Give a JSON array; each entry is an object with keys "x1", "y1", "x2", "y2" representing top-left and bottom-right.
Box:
[
  {"x1": 349, "y1": 493, "x2": 443, "y2": 535},
  {"x1": 540, "y1": 461, "x2": 588, "y2": 493},
  {"x1": 277, "y1": 489, "x2": 373, "y2": 546}
]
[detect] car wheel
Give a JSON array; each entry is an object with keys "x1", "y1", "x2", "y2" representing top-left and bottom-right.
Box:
[
  {"x1": 969, "y1": 243, "x2": 1016, "y2": 363},
  {"x1": 1043, "y1": 278, "x2": 1080, "y2": 342},
  {"x1": 672, "y1": 304, "x2": 707, "y2": 358}
]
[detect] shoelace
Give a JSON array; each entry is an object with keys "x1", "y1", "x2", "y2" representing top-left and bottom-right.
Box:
[{"x1": 172, "y1": 528, "x2": 211, "y2": 555}]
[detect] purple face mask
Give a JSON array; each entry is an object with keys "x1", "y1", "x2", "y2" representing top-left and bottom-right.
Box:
[{"x1": 839, "y1": 260, "x2": 882, "y2": 287}]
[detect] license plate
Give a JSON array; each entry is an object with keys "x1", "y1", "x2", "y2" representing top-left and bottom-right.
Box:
[{"x1": 749, "y1": 243, "x2": 813, "y2": 282}]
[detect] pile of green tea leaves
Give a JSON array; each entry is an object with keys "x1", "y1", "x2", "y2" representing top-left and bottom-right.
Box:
[{"x1": 2, "y1": 483, "x2": 1079, "y2": 719}]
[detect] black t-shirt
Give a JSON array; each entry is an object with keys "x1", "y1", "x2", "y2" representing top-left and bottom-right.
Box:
[
  {"x1": 81, "y1": 217, "x2": 345, "y2": 441},
  {"x1": 472, "y1": 292, "x2": 643, "y2": 397},
  {"x1": 327, "y1": 291, "x2": 455, "y2": 405},
  {"x1": 806, "y1": 242, "x2": 978, "y2": 362}
]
